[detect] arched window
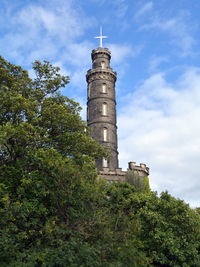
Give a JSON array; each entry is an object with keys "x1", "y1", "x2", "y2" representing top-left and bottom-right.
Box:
[
  {"x1": 102, "y1": 103, "x2": 107, "y2": 116},
  {"x1": 102, "y1": 157, "x2": 108, "y2": 168},
  {"x1": 102, "y1": 84, "x2": 107, "y2": 93},
  {"x1": 101, "y1": 61, "x2": 105, "y2": 68},
  {"x1": 103, "y1": 127, "x2": 108, "y2": 141}
]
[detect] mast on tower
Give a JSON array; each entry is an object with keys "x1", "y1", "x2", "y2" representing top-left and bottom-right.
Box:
[{"x1": 94, "y1": 26, "x2": 107, "y2": 48}]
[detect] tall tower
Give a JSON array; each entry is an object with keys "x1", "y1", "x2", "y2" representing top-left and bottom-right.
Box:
[
  {"x1": 86, "y1": 29, "x2": 149, "y2": 182},
  {"x1": 86, "y1": 47, "x2": 119, "y2": 171}
]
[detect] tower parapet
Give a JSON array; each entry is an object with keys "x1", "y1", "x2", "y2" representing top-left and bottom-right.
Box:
[
  {"x1": 100, "y1": 162, "x2": 149, "y2": 183},
  {"x1": 128, "y1": 162, "x2": 149, "y2": 176}
]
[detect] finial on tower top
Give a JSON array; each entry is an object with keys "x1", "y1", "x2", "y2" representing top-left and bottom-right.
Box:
[{"x1": 94, "y1": 26, "x2": 108, "y2": 48}]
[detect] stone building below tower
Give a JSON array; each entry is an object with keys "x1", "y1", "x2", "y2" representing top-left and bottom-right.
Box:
[{"x1": 86, "y1": 47, "x2": 149, "y2": 182}]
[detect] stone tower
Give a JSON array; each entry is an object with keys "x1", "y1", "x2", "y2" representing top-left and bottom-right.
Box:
[
  {"x1": 86, "y1": 38, "x2": 149, "y2": 182},
  {"x1": 86, "y1": 47, "x2": 119, "y2": 171}
]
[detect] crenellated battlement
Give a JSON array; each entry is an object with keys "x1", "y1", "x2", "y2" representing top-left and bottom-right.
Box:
[
  {"x1": 99, "y1": 161, "x2": 149, "y2": 183},
  {"x1": 91, "y1": 47, "x2": 111, "y2": 60},
  {"x1": 128, "y1": 162, "x2": 149, "y2": 176}
]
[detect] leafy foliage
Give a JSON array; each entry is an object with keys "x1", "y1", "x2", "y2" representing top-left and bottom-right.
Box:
[
  {"x1": 0, "y1": 56, "x2": 105, "y2": 266},
  {"x1": 125, "y1": 170, "x2": 150, "y2": 192},
  {"x1": 0, "y1": 56, "x2": 199, "y2": 266},
  {"x1": 135, "y1": 191, "x2": 200, "y2": 266}
]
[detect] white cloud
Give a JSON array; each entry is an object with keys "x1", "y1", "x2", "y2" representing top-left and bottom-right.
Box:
[
  {"x1": 52, "y1": 61, "x2": 71, "y2": 77},
  {"x1": 70, "y1": 68, "x2": 87, "y2": 90},
  {"x1": 18, "y1": 4, "x2": 88, "y2": 40},
  {"x1": 135, "y1": 2, "x2": 153, "y2": 19},
  {"x1": 65, "y1": 41, "x2": 93, "y2": 67},
  {"x1": 80, "y1": 103, "x2": 87, "y2": 121},
  {"x1": 139, "y1": 13, "x2": 195, "y2": 56},
  {"x1": 106, "y1": 43, "x2": 142, "y2": 65},
  {"x1": 0, "y1": 0, "x2": 95, "y2": 104},
  {"x1": 114, "y1": 0, "x2": 128, "y2": 19},
  {"x1": 118, "y1": 68, "x2": 200, "y2": 207},
  {"x1": 0, "y1": 0, "x2": 94, "y2": 66},
  {"x1": 148, "y1": 56, "x2": 168, "y2": 73}
]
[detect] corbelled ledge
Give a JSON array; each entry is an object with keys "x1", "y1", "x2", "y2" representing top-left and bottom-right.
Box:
[
  {"x1": 86, "y1": 68, "x2": 117, "y2": 83},
  {"x1": 91, "y1": 47, "x2": 111, "y2": 60}
]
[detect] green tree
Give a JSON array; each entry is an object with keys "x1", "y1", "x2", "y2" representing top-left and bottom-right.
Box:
[
  {"x1": 104, "y1": 183, "x2": 200, "y2": 266},
  {"x1": 1, "y1": 56, "x2": 199, "y2": 267},
  {"x1": 125, "y1": 170, "x2": 150, "y2": 193},
  {"x1": 0, "y1": 56, "x2": 105, "y2": 266},
  {"x1": 195, "y1": 207, "x2": 200, "y2": 214},
  {"x1": 0, "y1": 57, "x2": 149, "y2": 266},
  {"x1": 129, "y1": 191, "x2": 200, "y2": 267},
  {"x1": 101, "y1": 182, "x2": 151, "y2": 266}
]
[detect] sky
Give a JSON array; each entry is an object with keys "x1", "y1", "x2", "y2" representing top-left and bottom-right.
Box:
[{"x1": 0, "y1": 0, "x2": 200, "y2": 207}]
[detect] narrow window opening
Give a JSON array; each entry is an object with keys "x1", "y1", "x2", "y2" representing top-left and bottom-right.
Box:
[
  {"x1": 102, "y1": 84, "x2": 107, "y2": 93},
  {"x1": 102, "y1": 157, "x2": 108, "y2": 168},
  {"x1": 101, "y1": 61, "x2": 105, "y2": 68},
  {"x1": 103, "y1": 127, "x2": 108, "y2": 141},
  {"x1": 102, "y1": 103, "x2": 107, "y2": 116}
]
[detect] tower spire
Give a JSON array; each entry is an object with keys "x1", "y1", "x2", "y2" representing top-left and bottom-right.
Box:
[{"x1": 94, "y1": 26, "x2": 107, "y2": 48}]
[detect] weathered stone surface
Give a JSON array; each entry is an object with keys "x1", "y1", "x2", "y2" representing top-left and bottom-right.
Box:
[
  {"x1": 86, "y1": 47, "x2": 150, "y2": 181},
  {"x1": 86, "y1": 47, "x2": 119, "y2": 171}
]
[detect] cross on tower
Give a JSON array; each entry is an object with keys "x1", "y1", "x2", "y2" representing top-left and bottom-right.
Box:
[{"x1": 94, "y1": 26, "x2": 107, "y2": 48}]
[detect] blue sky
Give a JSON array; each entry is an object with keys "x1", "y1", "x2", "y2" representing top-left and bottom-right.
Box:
[{"x1": 1, "y1": 0, "x2": 200, "y2": 207}]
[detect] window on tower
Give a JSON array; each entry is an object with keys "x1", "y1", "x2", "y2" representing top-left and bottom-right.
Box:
[
  {"x1": 102, "y1": 84, "x2": 107, "y2": 93},
  {"x1": 102, "y1": 157, "x2": 108, "y2": 168},
  {"x1": 103, "y1": 127, "x2": 108, "y2": 141},
  {"x1": 102, "y1": 103, "x2": 107, "y2": 116},
  {"x1": 101, "y1": 61, "x2": 105, "y2": 68}
]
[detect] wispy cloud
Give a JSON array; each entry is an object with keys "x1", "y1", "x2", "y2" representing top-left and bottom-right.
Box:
[
  {"x1": 114, "y1": 0, "x2": 128, "y2": 19},
  {"x1": 0, "y1": 0, "x2": 94, "y2": 66},
  {"x1": 148, "y1": 56, "x2": 168, "y2": 73},
  {"x1": 139, "y1": 13, "x2": 195, "y2": 56},
  {"x1": 134, "y1": 2, "x2": 153, "y2": 19},
  {"x1": 106, "y1": 43, "x2": 142, "y2": 65},
  {"x1": 118, "y1": 68, "x2": 200, "y2": 207},
  {"x1": 18, "y1": 5, "x2": 85, "y2": 40}
]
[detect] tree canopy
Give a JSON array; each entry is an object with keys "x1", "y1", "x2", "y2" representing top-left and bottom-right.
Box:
[{"x1": 0, "y1": 56, "x2": 200, "y2": 266}]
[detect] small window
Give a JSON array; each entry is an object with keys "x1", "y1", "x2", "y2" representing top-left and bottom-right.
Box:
[
  {"x1": 102, "y1": 157, "x2": 108, "y2": 168},
  {"x1": 102, "y1": 103, "x2": 107, "y2": 116},
  {"x1": 101, "y1": 61, "x2": 105, "y2": 68},
  {"x1": 103, "y1": 127, "x2": 108, "y2": 141},
  {"x1": 102, "y1": 84, "x2": 107, "y2": 93}
]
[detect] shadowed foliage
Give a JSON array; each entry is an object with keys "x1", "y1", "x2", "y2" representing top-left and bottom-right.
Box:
[{"x1": 0, "y1": 57, "x2": 199, "y2": 266}]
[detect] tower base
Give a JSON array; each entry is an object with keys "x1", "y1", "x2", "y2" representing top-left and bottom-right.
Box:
[{"x1": 99, "y1": 162, "x2": 149, "y2": 183}]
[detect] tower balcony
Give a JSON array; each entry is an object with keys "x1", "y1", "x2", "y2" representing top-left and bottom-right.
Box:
[{"x1": 86, "y1": 68, "x2": 117, "y2": 83}]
